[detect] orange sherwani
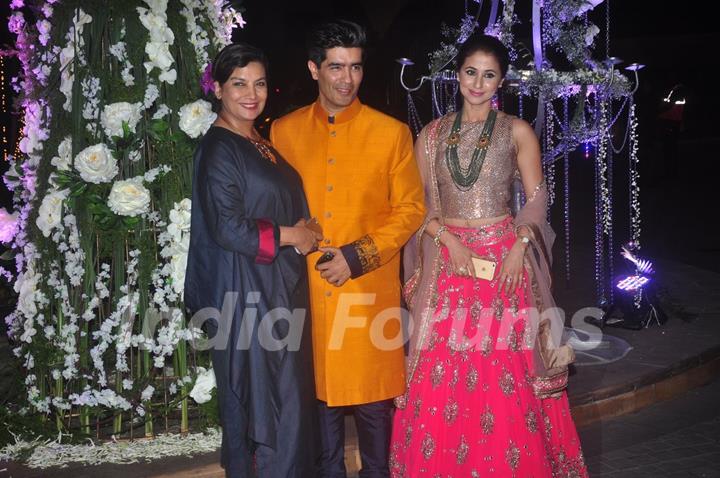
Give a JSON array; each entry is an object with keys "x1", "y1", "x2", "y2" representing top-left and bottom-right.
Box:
[{"x1": 270, "y1": 98, "x2": 425, "y2": 406}]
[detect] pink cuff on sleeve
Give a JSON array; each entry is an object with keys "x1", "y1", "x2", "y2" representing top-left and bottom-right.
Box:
[{"x1": 255, "y1": 219, "x2": 276, "y2": 264}]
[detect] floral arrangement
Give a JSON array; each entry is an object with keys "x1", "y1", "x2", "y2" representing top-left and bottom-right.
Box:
[{"x1": 1, "y1": 0, "x2": 245, "y2": 447}]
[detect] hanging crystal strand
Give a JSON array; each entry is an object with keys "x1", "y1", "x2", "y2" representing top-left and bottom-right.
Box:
[
  {"x1": 407, "y1": 92, "x2": 423, "y2": 137},
  {"x1": 605, "y1": 0, "x2": 611, "y2": 59},
  {"x1": 607, "y1": 138, "x2": 615, "y2": 305},
  {"x1": 431, "y1": 79, "x2": 441, "y2": 119},
  {"x1": 562, "y1": 96, "x2": 571, "y2": 282},
  {"x1": 594, "y1": 143, "x2": 606, "y2": 307},
  {"x1": 595, "y1": 100, "x2": 610, "y2": 306},
  {"x1": 544, "y1": 101, "x2": 556, "y2": 217},
  {"x1": 518, "y1": 93, "x2": 524, "y2": 119},
  {"x1": 628, "y1": 100, "x2": 642, "y2": 308}
]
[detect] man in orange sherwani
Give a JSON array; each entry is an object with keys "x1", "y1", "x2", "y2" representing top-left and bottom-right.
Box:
[{"x1": 270, "y1": 20, "x2": 425, "y2": 478}]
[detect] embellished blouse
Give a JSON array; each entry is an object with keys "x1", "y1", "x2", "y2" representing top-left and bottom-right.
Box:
[{"x1": 435, "y1": 111, "x2": 517, "y2": 219}]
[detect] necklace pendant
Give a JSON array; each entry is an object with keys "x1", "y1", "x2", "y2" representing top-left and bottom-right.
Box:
[
  {"x1": 476, "y1": 135, "x2": 490, "y2": 149},
  {"x1": 446, "y1": 132, "x2": 461, "y2": 147}
]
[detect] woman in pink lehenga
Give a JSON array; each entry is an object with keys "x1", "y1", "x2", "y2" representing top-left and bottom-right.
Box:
[{"x1": 390, "y1": 34, "x2": 588, "y2": 477}]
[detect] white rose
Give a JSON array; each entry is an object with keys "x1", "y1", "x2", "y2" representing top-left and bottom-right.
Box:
[
  {"x1": 0, "y1": 207, "x2": 18, "y2": 243},
  {"x1": 189, "y1": 367, "x2": 216, "y2": 404},
  {"x1": 107, "y1": 177, "x2": 151, "y2": 217},
  {"x1": 36, "y1": 188, "x2": 69, "y2": 237},
  {"x1": 178, "y1": 100, "x2": 216, "y2": 138},
  {"x1": 74, "y1": 143, "x2": 118, "y2": 184},
  {"x1": 101, "y1": 102, "x2": 142, "y2": 138}
]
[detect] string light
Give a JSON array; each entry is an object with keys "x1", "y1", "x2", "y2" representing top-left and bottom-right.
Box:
[
  {"x1": 1, "y1": 56, "x2": 8, "y2": 161},
  {"x1": 607, "y1": 143, "x2": 614, "y2": 304},
  {"x1": 407, "y1": 92, "x2": 423, "y2": 137},
  {"x1": 596, "y1": 101, "x2": 612, "y2": 235},
  {"x1": 544, "y1": 101, "x2": 556, "y2": 212},
  {"x1": 628, "y1": 102, "x2": 641, "y2": 248},
  {"x1": 563, "y1": 96, "x2": 571, "y2": 282},
  {"x1": 594, "y1": 102, "x2": 607, "y2": 305},
  {"x1": 628, "y1": 101, "x2": 642, "y2": 308}
]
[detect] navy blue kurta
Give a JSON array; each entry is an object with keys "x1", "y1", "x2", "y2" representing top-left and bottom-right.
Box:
[{"x1": 185, "y1": 126, "x2": 318, "y2": 477}]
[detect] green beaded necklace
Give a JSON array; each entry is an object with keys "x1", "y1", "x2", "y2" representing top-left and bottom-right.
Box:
[{"x1": 444, "y1": 108, "x2": 498, "y2": 190}]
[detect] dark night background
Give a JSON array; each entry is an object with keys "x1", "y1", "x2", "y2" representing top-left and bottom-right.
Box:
[{"x1": 1, "y1": 0, "x2": 718, "y2": 277}]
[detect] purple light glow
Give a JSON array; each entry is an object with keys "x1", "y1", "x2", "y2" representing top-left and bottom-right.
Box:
[{"x1": 616, "y1": 275, "x2": 649, "y2": 291}]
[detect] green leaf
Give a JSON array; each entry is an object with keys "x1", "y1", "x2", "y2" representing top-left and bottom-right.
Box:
[
  {"x1": 69, "y1": 182, "x2": 88, "y2": 197},
  {"x1": 122, "y1": 216, "x2": 141, "y2": 229},
  {"x1": 0, "y1": 250, "x2": 15, "y2": 261},
  {"x1": 122, "y1": 120, "x2": 132, "y2": 139}
]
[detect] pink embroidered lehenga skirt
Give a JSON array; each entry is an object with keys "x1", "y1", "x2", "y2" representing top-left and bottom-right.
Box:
[{"x1": 390, "y1": 218, "x2": 587, "y2": 477}]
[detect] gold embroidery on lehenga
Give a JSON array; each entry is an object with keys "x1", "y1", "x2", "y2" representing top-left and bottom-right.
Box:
[
  {"x1": 450, "y1": 366, "x2": 460, "y2": 388},
  {"x1": 466, "y1": 364, "x2": 479, "y2": 392},
  {"x1": 444, "y1": 397, "x2": 459, "y2": 424},
  {"x1": 430, "y1": 360, "x2": 445, "y2": 388},
  {"x1": 492, "y1": 295, "x2": 504, "y2": 321},
  {"x1": 457, "y1": 435, "x2": 469, "y2": 465},
  {"x1": 480, "y1": 334, "x2": 493, "y2": 357},
  {"x1": 525, "y1": 408, "x2": 539, "y2": 433},
  {"x1": 506, "y1": 441, "x2": 521, "y2": 470},
  {"x1": 421, "y1": 432, "x2": 436, "y2": 460},
  {"x1": 413, "y1": 398, "x2": 422, "y2": 418},
  {"x1": 500, "y1": 367, "x2": 516, "y2": 396},
  {"x1": 404, "y1": 424, "x2": 413, "y2": 447},
  {"x1": 480, "y1": 406, "x2": 495, "y2": 434}
]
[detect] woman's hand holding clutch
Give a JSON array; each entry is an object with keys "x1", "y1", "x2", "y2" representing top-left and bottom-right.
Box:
[{"x1": 444, "y1": 234, "x2": 481, "y2": 278}]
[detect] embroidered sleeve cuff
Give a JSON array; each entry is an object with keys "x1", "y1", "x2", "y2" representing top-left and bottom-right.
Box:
[
  {"x1": 340, "y1": 234, "x2": 381, "y2": 279},
  {"x1": 255, "y1": 218, "x2": 279, "y2": 264}
]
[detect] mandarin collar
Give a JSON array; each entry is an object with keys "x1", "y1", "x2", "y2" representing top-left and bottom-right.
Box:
[{"x1": 312, "y1": 97, "x2": 362, "y2": 125}]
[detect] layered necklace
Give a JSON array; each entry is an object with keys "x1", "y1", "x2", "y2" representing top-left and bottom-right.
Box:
[{"x1": 444, "y1": 108, "x2": 497, "y2": 190}]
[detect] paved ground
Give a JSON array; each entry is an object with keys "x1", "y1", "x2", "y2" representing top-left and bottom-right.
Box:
[{"x1": 580, "y1": 375, "x2": 720, "y2": 477}]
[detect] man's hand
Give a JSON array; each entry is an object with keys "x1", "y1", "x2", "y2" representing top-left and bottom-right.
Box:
[{"x1": 315, "y1": 247, "x2": 351, "y2": 287}]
